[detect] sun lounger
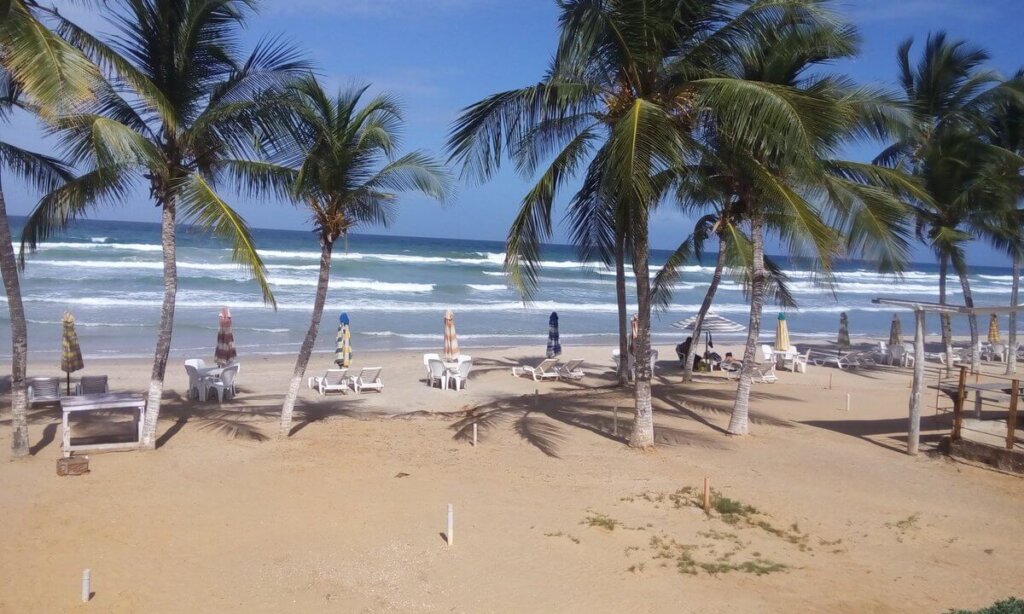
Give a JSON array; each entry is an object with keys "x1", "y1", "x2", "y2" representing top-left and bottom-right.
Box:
[
  {"x1": 75, "y1": 375, "x2": 109, "y2": 395},
  {"x1": 753, "y1": 362, "x2": 778, "y2": 383},
  {"x1": 28, "y1": 377, "x2": 62, "y2": 405},
  {"x1": 556, "y1": 359, "x2": 585, "y2": 381},
  {"x1": 308, "y1": 368, "x2": 351, "y2": 395},
  {"x1": 352, "y1": 367, "x2": 383, "y2": 393},
  {"x1": 512, "y1": 358, "x2": 560, "y2": 381}
]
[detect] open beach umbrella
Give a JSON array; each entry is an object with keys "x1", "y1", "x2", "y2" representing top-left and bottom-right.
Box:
[
  {"x1": 61, "y1": 311, "x2": 84, "y2": 395},
  {"x1": 443, "y1": 310, "x2": 460, "y2": 362},
  {"x1": 775, "y1": 313, "x2": 790, "y2": 352},
  {"x1": 215, "y1": 307, "x2": 237, "y2": 366},
  {"x1": 888, "y1": 314, "x2": 902, "y2": 347},
  {"x1": 837, "y1": 312, "x2": 850, "y2": 350},
  {"x1": 335, "y1": 312, "x2": 351, "y2": 368},
  {"x1": 546, "y1": 312, "x2": 561, "y2": 359},
  {"x1": 988, "y1": 314, "x2": 1001, "y2": 344},
  {"x1": 672, "y1": 311, "x2": 745, "y2": 355}
]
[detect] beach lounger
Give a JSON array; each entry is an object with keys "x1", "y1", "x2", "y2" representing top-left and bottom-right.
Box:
[
  {"x1": 352, "y1": 367, "x2": 384, "y2": 393},
  {"x1": 512, "y1": 358, "x2": 560, "y2": 381},
  {"x1": 28, "y1": 377, "x2": 61, "y2": 405},
  {"x1": 308, "y1": 368, "x2": 351, "y2": 395},
  {"x1": 556, "y1": 359, "x2": 585, "y2": 381},
  {"x1": 448, "y1": 359, "x2": 473, "y2": 391},
  {"x1": 75, "y1": 375, "x2": 109, "y2": 395},
  {"x1": 206, "y1": 364, "x2": 240, "y2": 402},
  {"x1": 752, "y1": 362, "x2": 778, "y2": 383}
]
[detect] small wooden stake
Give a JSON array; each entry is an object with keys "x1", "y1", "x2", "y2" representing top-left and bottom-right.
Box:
[
  {"x1": 828, "y1": 373, "x2": 833, "y2": 390},
  {"x1": 472, "y1": 423, "x2": 478, "y2": 447},
  {"x1": 534, "y1": 389, "x2": 539, "y2": 408},
  {"x1": 613, "y1": 406, "x2": 619, "y2": 437},
  {"x1": 702, "y1": 477, "x2": 711, "y2": 514},
  {"x1": 81, "y1": 569, "x2": 91, "y2": 603},
  {"x1": 845, "y1": 393, "x2": 851, "y2": 412},
  {"x1": 446, "y1": 504, "x2": 454, "y2": 547}
]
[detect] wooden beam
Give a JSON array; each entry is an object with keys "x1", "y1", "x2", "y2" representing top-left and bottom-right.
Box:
[
  {"x1": 1008, "y1": 380, "x2": 1019, "y2": 451},
  {"x1": 953, "y1": 367, "x2": 967, "y2": 442}
]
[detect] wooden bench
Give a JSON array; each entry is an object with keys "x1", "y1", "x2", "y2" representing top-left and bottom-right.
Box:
[{"x1": 60, "y1": 393, "x2": 146, "y2": 458}]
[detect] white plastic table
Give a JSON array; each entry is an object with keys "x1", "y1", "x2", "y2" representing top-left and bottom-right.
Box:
[{"x1": 60, "y1": 392, "x2": 146, "y2": 458}]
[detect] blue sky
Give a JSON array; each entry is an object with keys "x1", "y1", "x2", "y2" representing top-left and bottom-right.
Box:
[{"x1": 2, "y1": 0, "x2": 1021, "y2": 264}]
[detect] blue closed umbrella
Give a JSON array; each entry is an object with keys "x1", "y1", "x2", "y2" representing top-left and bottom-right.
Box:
[{"x1": 546, "y1": 312, "x2": 562, "y2": 359}]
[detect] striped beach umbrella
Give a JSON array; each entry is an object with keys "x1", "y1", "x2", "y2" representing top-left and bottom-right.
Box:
[
  {"x1": 988, "y1": 314, "x2": 1001, "y2": 344},
  {"x1": 628, "y1": 314, "x2": 639, "y2": 356},
  {"x1": 775, "y1": 313, "x2": 791, "y2": 352},
  {"x1": 889, "y1": 314, "x2": 902, "y2": 347},
  {"x1": 61, "y1": 311, "x2": 84, "y2": 395},
  {"x1": 546, "y1": 312, "x2": 562, "y2": 359},
  {"x1": 672, "y1": 312, "x2": 745, "y2": 355},
  {"x1": 335, "y1": 312, "x2": 351, "y2": 368},
  {"x1": 443, "y1": 310, "x2": 460, "y2": 362},
  {"x1": 837, "y1": 312, "x2": 850, "y2": 349},
  {"x1": 215, "y1": 307, "x2": 237, "y2": 366}
]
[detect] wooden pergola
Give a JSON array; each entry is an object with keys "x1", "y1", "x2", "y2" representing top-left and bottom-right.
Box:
[{"x1": 871, "y1": 298, "x2": 1024, "y2": 455}]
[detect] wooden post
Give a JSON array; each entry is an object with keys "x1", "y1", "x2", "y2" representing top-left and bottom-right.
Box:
[
  {"x1": 446, "y1": 504, "x2": 454, "y2": 547},
  {"x1": 1007, "y1": 379, "x2": 1019, "y2": 451},
  {"x1": 702, "y1": 477, "x2": 711, "y2": 514},
  {"x1": 828, "y1": 373, "x2": 832, "y2": 390},
  {"x1": 907, "y1": 310, "x2": 926, "y2": 455},
  {"x1": 953, "y1": 366, "x2": 967, "y2": 441}
]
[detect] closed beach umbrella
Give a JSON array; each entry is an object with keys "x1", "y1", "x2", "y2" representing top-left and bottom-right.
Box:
[
  {"x1": 837, "y1": 312, "x2": 850, "y2": 349},
  {"x1": 628, "y1": 314, "x2": 639, "y2": 356},
  {"x1": 988, "y1": 314, "x2": 1000, "y2": 344},
  {"x1": 443, "y1": 310, "x2": 460, "y2": 362},
  {"x1": 775, "y1": 313, "x2": 790, "y2": 352},
  {"x1": 335, "y1": 312, "x2": 351, "y2": 368},
  {"x1": 61, "y1": 311, "x2": 84, "y2": 395},
  {"x1": 546, "y1": 312, "x2": 562, "y2": 359},
  {"x1": 888, "y1": 314, "x2": 902, "y2": 347},
  {"x1": 215, "y1": 307, "x2": 237, "y2": 366}
]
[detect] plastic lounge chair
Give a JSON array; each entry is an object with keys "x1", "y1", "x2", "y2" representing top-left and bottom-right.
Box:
[
  {"x1": 27, "y1": 377, "x2": 61, "y2": 405},
  {"x1": 752, "y1": 362, "x2": 778, "y2": 383},
  {"x1": 75, "y1": 375, "x2": 109, "y2": 395},
  {"x1": 353, "y1": 367, "x2": 384, "y2": 393},
  {"x1": 512, "y1": 358, "x2": 560, "y2": 381},
  {"x1": 448, "y1": 359, "x2": 473, "y2": 391},
  {"x1": 206, "y1": 364, "x2": 240, "y2": 402},
  {"x1": 427, "y1": 359, "x2": 449, "y2": 390},
  {"x1": 308, "y1": 368, "x2": 350, "y2": 395},
  {"x1": 556, "y1": 359, "x2": 585, "y2": 381}
]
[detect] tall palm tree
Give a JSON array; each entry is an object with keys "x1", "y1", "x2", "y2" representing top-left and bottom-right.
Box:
[
  {"x1": 0, "y1": 0, "x2": 98, "y2": 458},
  {"x1": 449, "y1": 0, "x2": 867, "y2": 447},
  {"x1": 19, "y1": 0, "x2": 309, "y2": 448},
  {"x1": 876, "y1": 33, "x2": 1019, "y2": 373},
  {"x1": 267, "y1": 78, "x2": 450, "y2": 438}
]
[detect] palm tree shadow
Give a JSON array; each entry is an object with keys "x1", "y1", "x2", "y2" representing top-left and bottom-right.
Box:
[{"x1": 29, "y1": 422, "x2": 58, "y2": 456}]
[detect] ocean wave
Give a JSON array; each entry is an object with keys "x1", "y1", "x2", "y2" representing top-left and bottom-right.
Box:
[
  {"x1": 27, "y1": 241, "x2": 164, "y2": 252},
  {"x1": 267, "y1": 277, "x2": 434, "y2": 293},
  {"x1": 90, "y1": 237, "x2": 108, "y2": 243},
  {"x1": 466, "y1": 284, "x2": 507, "y2": 292}
]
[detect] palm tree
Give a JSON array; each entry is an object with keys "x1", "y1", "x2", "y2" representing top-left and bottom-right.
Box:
[
  {"x1": 876, "y1": 33, "x2": 1019, "y2": 373},
  {"x1": 19, "y1": 0, "x2": 309, "y2": 448},
  {"x1": 449, "y1": 0, "x2": 872, "y2": 447},
  {"x1": 268, "y1": 78, "x2": 450, "y2": 438},
  {"x1": 0, "y1": 1, "x2": 98, "y2": 458}
]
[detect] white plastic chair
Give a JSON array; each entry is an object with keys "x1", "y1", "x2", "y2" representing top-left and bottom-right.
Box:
[
  {"x1": 308, "y1": 368, "x2": 350, "y2": 395},
  {"x1": 449, "y1": 359, "x2": 473, "y2": 391},
  {"x1": 184, "y1": 364, "x2": 207, "y2": 401},
  {"x1": 352, "y1": 367, "x2": 383, "y2": 393},
  {"x1": 423, "y1": 353, "x2": 440, "y2": 384},
  {"x1": 783, "y1": 349, "x2": 809, "y2": 373},
  {"x1": 611, "y1": 349, "x2": 636, "y2": 381},
  {"x1": 556, "y1": 359, "x2": 585, "y2": 380},
  {"x1": 760, "y1": 344, "x2": 774, "y2": 363},
  {"x1": 27, "y1": 377, "x2": 61, "y2": 405},
  {"x1": 206, "y1": 364, "x2": 240, "y2": 402},
  {"x1": 512, "y1": 358, "x2": 560, "y2": 381},
  {"x1": 427, "y1": 359, "x2": 449, "y2": 390}
]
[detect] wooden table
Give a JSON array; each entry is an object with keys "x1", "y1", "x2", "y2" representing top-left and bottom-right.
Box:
[{"x1": 60, "y1": 393, "x2": 146, "y2": 458}]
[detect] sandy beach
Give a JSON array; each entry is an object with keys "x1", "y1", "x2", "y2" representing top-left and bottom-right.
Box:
[{"x1": 0, "y1": 341, "x2": 1021, "y2": 613}]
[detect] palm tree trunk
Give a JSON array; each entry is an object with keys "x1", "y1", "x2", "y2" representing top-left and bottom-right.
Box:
[
  {"x1": 628, "y1": 210, "x2": 654, "y2": 449},
  {"x1": 141, "y1": 199, "x2": 177, "y2": 448},
  {"x1": 1006, "y1": 257, "x2": 1018, "y2": 376},
  {"x1": 956, "y1": 265, "x2": 980, "y2": 372},
  {"x1": 683, "y1": 238, "x2": 727, "y2": 383},
  {"x1": 728, "y1": 214, "x2": 766, "y2": 436},
  {"x1": 0, "y1": 177, "x2": 30, "y2": 457},
  {"x1": 939, "y1": 255, "x2": 953, "y2": 372},
  {"x1": 615, "y1": 233, "x2": 629, "y2": 387},
  {"x1": 279, "y1": 240, "x2": 334, "y2": 438}
]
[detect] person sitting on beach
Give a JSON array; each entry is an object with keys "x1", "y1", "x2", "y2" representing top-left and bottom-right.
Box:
[
  {"x1": 721, "y1": 352, "x2": 740, "y2": 371},
  {"x1": 676, "y1": 337, "x2": 693, "y2": 366}
]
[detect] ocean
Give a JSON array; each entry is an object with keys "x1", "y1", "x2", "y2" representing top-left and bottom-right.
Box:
[{"x1": 0, "y1": 217, "x2": 1015, "y2": 361}]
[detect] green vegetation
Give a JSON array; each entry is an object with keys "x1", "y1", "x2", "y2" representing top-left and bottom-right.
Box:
[
  {"x1": 947, "y1": 599, "x2": 1024, "y2": 614},
  {"x1": 582, "y1": 512, "x2": 621, "y2": 531}
]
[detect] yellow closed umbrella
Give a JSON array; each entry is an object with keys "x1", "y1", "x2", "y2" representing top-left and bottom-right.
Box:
[
  {"x1": 988, "y1": 314, "x2": 1001, "y2": 344},
  {"x1": 775, "y1": 313, "x2": 790, "y2": 351},
  {"x1": 61, "y1": 311, "x2": 84, "y2": 395}
]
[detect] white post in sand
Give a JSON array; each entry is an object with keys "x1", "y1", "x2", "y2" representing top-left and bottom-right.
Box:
[
  {"x1": 472, "y1": 423, "x2": 477, "y2": 447},
  {"x1": 446, "y1": 504, "x2": 454, "y2": 547},
  {"x1": 81, "y1": 569, "x2": 91, "y2": 603},
  {"x1": 613, "y1": 406, "x2": 618, "y2": 437},
  {"x1": 845, "y1": 393, "x2": 851, "y2": 412}
]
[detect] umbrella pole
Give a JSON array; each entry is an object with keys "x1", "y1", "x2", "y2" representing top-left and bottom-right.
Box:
[{"x1": 66, "y1": 372, "x2": 71, "y2": 396}]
